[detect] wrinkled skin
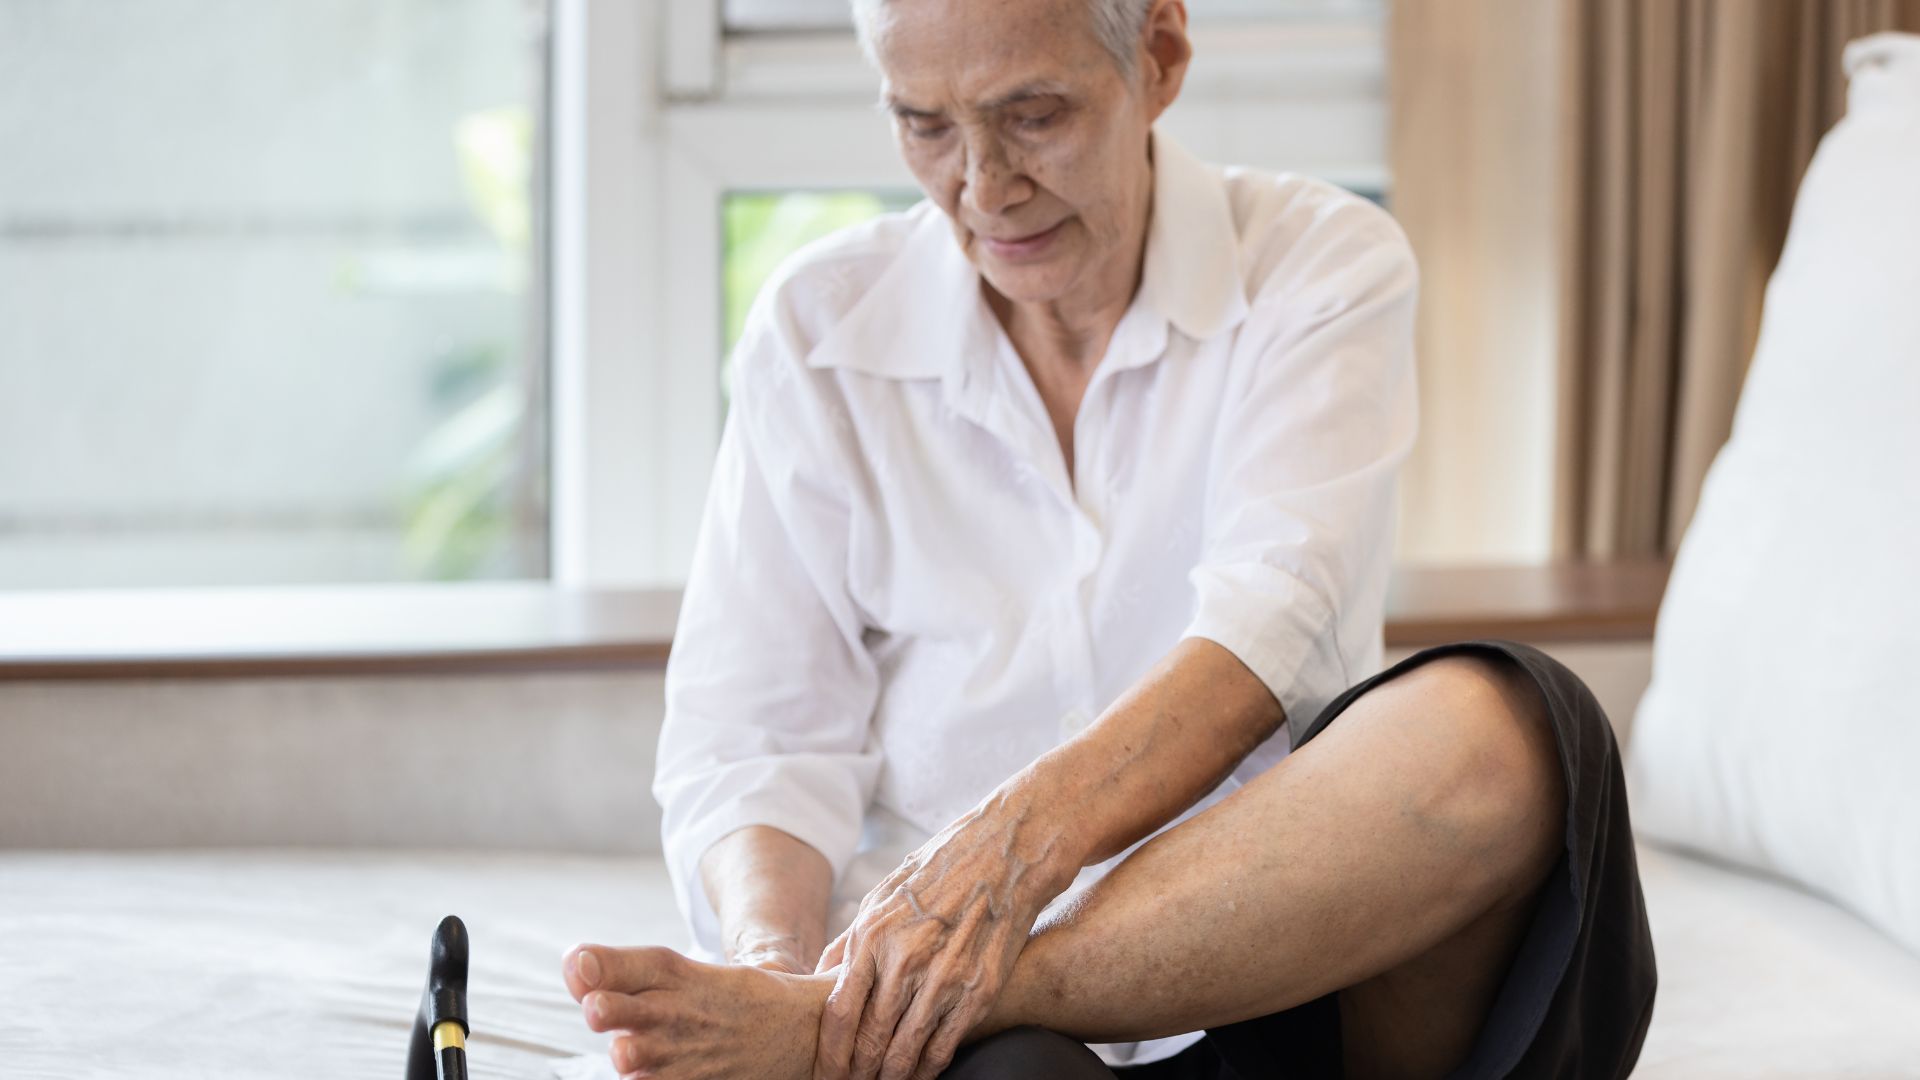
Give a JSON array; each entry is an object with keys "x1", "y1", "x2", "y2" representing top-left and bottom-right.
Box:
[{"x1": 811, "y1": 791, "x2": 1082, "y2": 1080}]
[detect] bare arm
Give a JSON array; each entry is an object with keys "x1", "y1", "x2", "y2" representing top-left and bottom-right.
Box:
[
  {"x1": 700, "y1": 825, "x2": 836, "y2": 974},
  {"x1": 813, "y1": 636, "x2": 1284, "y2": 1080},
  {"x1": 1024, "y1": 636, "x2": 1285, "y2": 870}
]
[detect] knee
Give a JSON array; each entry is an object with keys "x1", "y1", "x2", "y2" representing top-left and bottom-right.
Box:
[
  {"x1": 1425, "y1": 655, "x2": 1562, "y2": 789},
  {"x1": 938, "y1": 1026, "x2": 1112, "y2": 1080},
  {"x1": 1416, "y1": 656, "x2": 1567, "y2": 884}
]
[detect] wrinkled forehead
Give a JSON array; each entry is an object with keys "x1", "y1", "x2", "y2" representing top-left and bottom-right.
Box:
[{"x1": 867, "y1": 0, "x2": 1120, "y2": 110}]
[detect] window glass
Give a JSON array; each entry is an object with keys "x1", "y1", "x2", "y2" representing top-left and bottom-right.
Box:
[{"x1": 0, "y1": 0, "x2": 550, "y2": 588}]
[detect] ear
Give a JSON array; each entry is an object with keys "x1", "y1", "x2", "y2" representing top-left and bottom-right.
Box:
[{"x1": 1139, "y1": 0, "x2": 1191, "y2": 121}]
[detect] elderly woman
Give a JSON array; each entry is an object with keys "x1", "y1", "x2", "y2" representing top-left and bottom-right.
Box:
[{"x1": 564, "y1": 0, "x2": 1655, "y2": 1077}]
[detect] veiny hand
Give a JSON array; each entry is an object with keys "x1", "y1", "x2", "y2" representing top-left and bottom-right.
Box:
[{"x1": 811, "y1": 792, "x2": 1083, "y2": 1080}]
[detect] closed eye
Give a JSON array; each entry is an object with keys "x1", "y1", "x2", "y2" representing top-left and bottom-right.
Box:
[{"x1": 887, "y1": 102, "x2": 953, "y2": 141}]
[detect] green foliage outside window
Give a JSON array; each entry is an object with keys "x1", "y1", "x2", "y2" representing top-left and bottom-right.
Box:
[{"x1": 401, "y1": 107, "x2": 536, "y2": 580}]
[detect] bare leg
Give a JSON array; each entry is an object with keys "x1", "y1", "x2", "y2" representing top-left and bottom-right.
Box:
[
  {"x1": 976, "y1": 653, "x2": 1564, "y2": 1076},
  {"x1": 569, "y1": 655, "x2": 1564, "y2": 1079}
]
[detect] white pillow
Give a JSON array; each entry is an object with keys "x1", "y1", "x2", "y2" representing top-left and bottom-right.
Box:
[{"x1": 1628, "y1": 33, "x2": 1920, "y2": 956}]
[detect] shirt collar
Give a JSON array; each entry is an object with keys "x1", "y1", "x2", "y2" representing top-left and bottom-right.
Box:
[
  {"x1": 805, "y1": 130, "x2": 1249, "y2": 381},
  {"x1": 1135, "y1": 132, "x2": 1251, "y2": 343}
]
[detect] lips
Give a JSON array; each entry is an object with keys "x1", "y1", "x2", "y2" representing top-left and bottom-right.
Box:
[
  {"x1": 978, "y1": 219, "x2": 1067, "y2": 260},
  {"x1": 985, "y1": 224, "x2": 1059, "y2": 244}
]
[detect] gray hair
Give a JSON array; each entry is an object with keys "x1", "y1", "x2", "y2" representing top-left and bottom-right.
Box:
[{"x1": 850, "y1": 0, "x2": 1154, "y2": 74}]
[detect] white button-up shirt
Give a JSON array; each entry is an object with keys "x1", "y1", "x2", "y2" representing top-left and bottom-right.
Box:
[{"x1": 655, "y1": 134, "x2": 1417, "y2": 1064}]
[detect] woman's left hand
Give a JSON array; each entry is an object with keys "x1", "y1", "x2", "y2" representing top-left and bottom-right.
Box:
[{"x1": 810, "y1": 791, "x2": 1083, "y2": 1080}]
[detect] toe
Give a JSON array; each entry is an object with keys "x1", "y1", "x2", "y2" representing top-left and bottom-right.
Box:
[
  {"x1": 585, "y1": 990, "x2": 663, "y2": 1033},
  {"x1": 562, "y1": 945, "x2": 604, "y2": 1000},
  {"x1": 590, "y1": 944, "x2": 685, "y2": 993},
  {"x1": 611, "y1": 1034, "x2": 645, "y2": 1074}
]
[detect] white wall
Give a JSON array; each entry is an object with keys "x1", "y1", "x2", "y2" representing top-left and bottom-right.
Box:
[
  {"x1": 1388, "y1": 0, "x2": 1566, "y2": 565},
  {"x1": 0, "y1": 670, "x2": 668, "y2": 852}
]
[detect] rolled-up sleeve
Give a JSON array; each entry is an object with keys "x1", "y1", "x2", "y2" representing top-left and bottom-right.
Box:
[
  {"x1": 1181, "y1": 207, "x2": 1419, "y2": 745},
  {"x1": 654, "y1": 320, "x2": 881, "y2": 956}
]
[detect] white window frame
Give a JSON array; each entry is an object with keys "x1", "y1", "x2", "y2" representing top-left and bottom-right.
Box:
[{"x1": 551, "y1": 0, "x2": 1388, "y2": 588}]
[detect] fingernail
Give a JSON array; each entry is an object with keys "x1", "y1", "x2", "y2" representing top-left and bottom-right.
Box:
[
  {"x1": 586, "y1": 991, "x2": 604, "y2": 1024},
  {"x1": 576, "y1": 949, "x2": 601, "y2": 988}
]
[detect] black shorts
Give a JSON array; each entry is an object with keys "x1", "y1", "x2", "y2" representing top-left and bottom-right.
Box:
[{"x1": 1120, "y1": 639, "x2": 1658, "y2": 1080}]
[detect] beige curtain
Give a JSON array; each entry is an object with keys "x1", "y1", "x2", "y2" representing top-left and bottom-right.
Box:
[
  {"x1": 1390, "y1": 0, "x2": 1920, "y2": 562},
  {"x1": 1553, "y1": 0, "x2": 1920, "y2": 558}
]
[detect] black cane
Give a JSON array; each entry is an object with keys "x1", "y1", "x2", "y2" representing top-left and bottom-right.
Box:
[{"x1": 405, "y1": 915, "x2": 470, "y2": 1080}]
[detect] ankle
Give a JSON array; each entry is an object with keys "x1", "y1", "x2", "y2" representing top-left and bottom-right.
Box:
[{"x1": 972, "y1": 949, "x2": 1054, "y2": 1042}]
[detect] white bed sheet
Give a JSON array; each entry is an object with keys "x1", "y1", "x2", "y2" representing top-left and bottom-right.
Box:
[
  {"x1": 0, "y1": 850, "x2": 687, "y2": 1079},
  {"x1": 4, "y1": 844, "x2": 1919, "y2": 1078}
]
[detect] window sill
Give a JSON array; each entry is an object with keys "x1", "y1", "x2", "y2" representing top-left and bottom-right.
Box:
[
  {"x1": 0, "y1": 584, "x2": 679, "y2": 681},
  {"x1": 1383, "y1": 560, "x2": 1670, "y2": 648},
  {"x1": 0, "y1": 562, "x2": 1667, "y2": 682}
]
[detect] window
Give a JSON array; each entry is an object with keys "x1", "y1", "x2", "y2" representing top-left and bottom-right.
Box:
[
  {"x1": 0, "y1": 0, "x2": 550, "y2": 589},
  {"x1": 5, "y1": 0, "x2": 1390, "y2": 595}
]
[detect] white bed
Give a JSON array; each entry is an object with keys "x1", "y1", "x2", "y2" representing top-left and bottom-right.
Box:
[
  {"x1": 4, "y1": 844, "x2": 1919, "y2": 1078},
  {"x1": 0, "y1": 850, "x2": 685, "y2": 1078}
]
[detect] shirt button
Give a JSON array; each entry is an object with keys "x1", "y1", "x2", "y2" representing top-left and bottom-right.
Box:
[{"x1": 1058, "y1": 708, "x2": 1091, "y2": 738}]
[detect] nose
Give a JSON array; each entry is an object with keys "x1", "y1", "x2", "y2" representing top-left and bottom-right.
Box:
[{"x1": 960, "y1": 132, "x2": 1033, "y2": 219}]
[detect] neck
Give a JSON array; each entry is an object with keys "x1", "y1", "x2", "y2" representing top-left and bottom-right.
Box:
[
  {"x1": 989, "y1": 202, "x2": 1152, "y2": 374},
  {"x1": 987, "y1": 282, "x2": 1133, "y2": 373}
]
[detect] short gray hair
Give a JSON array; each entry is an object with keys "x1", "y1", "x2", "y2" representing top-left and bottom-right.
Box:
[{"x1": 850, "y1": 0, "x2": 1154, "y2": 74}]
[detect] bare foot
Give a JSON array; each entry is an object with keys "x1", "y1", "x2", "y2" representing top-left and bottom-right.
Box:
[{"x1": 563, "y1": 944, "x2": 834, "y2": 1080}]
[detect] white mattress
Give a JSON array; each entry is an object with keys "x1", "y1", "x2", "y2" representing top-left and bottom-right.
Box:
[
  {"x1": 0, "y1": 850, "x2": 689, "y2": 1079},
  {"x1": 2, "y1": 844, "x2": 1917, "y2": 1078}
]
